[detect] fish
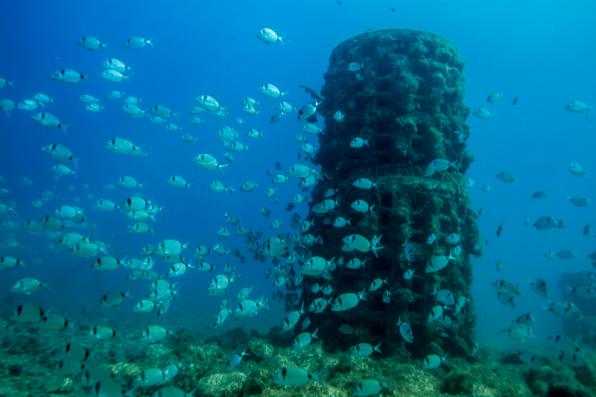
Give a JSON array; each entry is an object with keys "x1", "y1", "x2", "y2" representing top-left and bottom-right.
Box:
[
  {"x1": 530, "y1": 277, "x2": 548, "y2": 299},
  {"x1": 368, "y1": 278, "x2": 387, "y2": 292},
  {"x1": 486, "y1": 91, "x2": 503, "y2": 103},
  {"x1": 543, "y1": 301, "x2": 582, "y2": 318},
  {"x1": 282, "y1": 303, "x2": 304, "y2": 331},
  {"x1": 259, "y1": 83, "x2": 286, "y2": 98},
  {"x1": 18, "y1": 98, "x2": 38, "y2": 111},
  {"x1": 397, "y1": 317, "x2": 413, "y2": 343},
  {"x1": 499, "y1": 323, "x2": 534, "y2": 342},
  {"x1": 168, "y1": 176, "x2": 191, "y2": 189},
  {"x1": 272, "y1": 367, "x2": 317, "y2": 387},
  {"x1": 0, "y1": 255, "x2": 23, "y2": 269},
  {"x1": 0, "y1": 76, "x2": 15, "y2": 88},
  {"x1": 10, "y1": 277, "x2": 44, "y2": 296},
  {"x1": 496, "y1": 171, "x2": 515, "y2": 183},
  {"x1": 353, "y1": 379, "x2": 382, "y2": 397},
  {"x1": 51, "y1": 68, "x2": 86, "y2": 84},
  {"x1": 422, "y1": 354, "x2": 444, "y2": 370},
  {"x1": 425, "y1": 255, "x2": 454, "y2": 273},
  {"x1": 352, "y1": 178, "x2": 376, "y2": 190},
  {"x1": 100, "y1": 291, "x2": 128, "y2": 307},
  {"x1": 350, "y1": 199, "x2": 374, "y2": 213},
  {"x1": 333, "y1": 110, "x2": 345, "y2": 122},
  {"x1": 293, "y1": 329, "x2": 318, "y2": 348},
  {"x1": 556, "y1": 249, "x2": 576, "y2": 260},
  {"x1": 256, "y1": 27, "x2": 284, "y2": 44},
  {"x1": 13, "y1": 303, "x2": 44, "y2": 323},
  {"x1": 568, "y1": 162, "x2": 588, "y2": 176},
  {"x1": 135, "y1": 368, "x2": 168, "y2": 387},
  {"x1": 32, "y1": 112, "x2": 67, "y2": 130},
  {"x1": 565, "y1": 100, "x2": 592, "y2": 113},
  {"x1": 41, "y1": 312, "x2": 69, "y2": 331},
  {"x1": 496, "y1": 221, "x2": 504, "y2": 237},
  {"x1": 350, "y1": 137, "x2": 369, "y2": 148},
  {"x1": 106, "y1": 137, "x2": 144, "y2": 156},
  {"x1": 193, "y1": 153, "x2": 228, "y2": 170},
  {"x1": 77, "y1": 35, "x2": 106, "y2": 50},
  {"x1": 445, "y1": 233, "x2": 461, "y2": 245},
  {"x1": 424, "y1": 159, "x2": 452, "y2": 177},
  {"x1": 143, "y1": 325, "x2": 172, "y2": 343},
  {"x1": 124, "y1": 36, "x2": 153, "y2": 48},
  {"x1": 350, "y1": 342, "x2": 381, "y2": 357},
  {"x1": 473, "y1": 107, "x2": 492, "y2": 119},
  {"x1": 297, "y1": 100, "x2": 320, "y2": 122},
  {"x1": 435, "y1": 289, "x2": 455, "y2": 306},
  {"x1": 227, "y1": 350, "x2": 249, "y2": 369},
  {"x1": 90, "y1": 325, "x2": 116, "y2": 340},
  {"x1": 426, "y1": 233, "x2": 437, "y2": 245},
  {"x1": 133, "y1": 299, "x2": 156, "y2": 313},
  {"x1": 103, "y1": 58, "x2": 130, "y2": 73},
  {"x1": 568, "y1": 196, "x2": 591, "y2": 207},
  {"x1": 100, "y1": 69, "x2": 128, "y2": 82},
  {"x1": 403, "y1": 239, "x2": 415, "y2": 262},
  {"x1": 531, "y1": 191, "x2": 547, "y2": 199},
  {"x1": 533, "y1": 216, "x2": 565, "y2": 230}
]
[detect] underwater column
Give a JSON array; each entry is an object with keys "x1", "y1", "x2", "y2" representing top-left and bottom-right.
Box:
[{"x1": 304, "y1": 29, "x2": 480, "y2": 357}]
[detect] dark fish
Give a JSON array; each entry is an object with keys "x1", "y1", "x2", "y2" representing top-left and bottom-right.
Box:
[
  {"x1": 512, "y1": 96, "x2": 518, "y2": 105},
  {"x1": 583, "y1": 224, "x2": 591, "y2": 236},
  {"x1": 390, "y1": 7, "x2": 397, "y2": 12},
  {"x1": 496, "y1": 221, "x2": 504, "y2": 238},
  {"x1": 533, "y1": 216, "x2": 564, "y2": 230},
  {"x1": 568, "y1": 196, "x2": 591, "y2": 207},
  {"x1": 529, "y1": 278, "x2": 548, "y2": 298},
  {"x1": 556, "y1": 249, "x2": 576, "y2": 260},
  {"x1": 298, "y1": 85, "x2": 323, "y2": 102},
  {"x1": 497, "y1": 292, "x2": 516, "y2": 307},
  {"x1": 514, "y1": 312, "x2": 535, "y2": 326},
  {"x1": 496, "y1": 171, "x2": 515, "y2": 183},
  {"x1": 486, "y1": 91, "x2": 503, "y2": 103},
  {"x1": 270, "y1": 112, "x2": 284, "y2": 124},
  {"x1": 531, "y1": 191, "x2": 546, "y2": 199},
  {"x1": 587, "y1": 251, "x2": 596, "y2": 261}
]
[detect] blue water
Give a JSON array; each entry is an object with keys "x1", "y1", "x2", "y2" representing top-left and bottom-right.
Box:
[{"x1": 1, "y1": 0, "x2": 595, "y2": 352}]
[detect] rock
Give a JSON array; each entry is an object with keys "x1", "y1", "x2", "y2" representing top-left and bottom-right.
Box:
[
  {"x1": 248, "y1": 338, "x2": 274, "y2": 361},
  {"x1": 197, "y1": 372, "x2": 248, "y2": 397}
]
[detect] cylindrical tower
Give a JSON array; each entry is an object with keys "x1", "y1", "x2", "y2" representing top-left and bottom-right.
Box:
[{"x1": 302, "y1": 29, "x2": 480, "y2": 357}]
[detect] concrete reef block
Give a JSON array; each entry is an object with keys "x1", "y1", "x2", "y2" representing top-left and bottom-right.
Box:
[{"x1": 301, "y1": 29, "x2": 479, "y2": 357}]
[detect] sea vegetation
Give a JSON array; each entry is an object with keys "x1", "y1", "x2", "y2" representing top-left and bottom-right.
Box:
[{"x1": 0, "y1": 324, "x2": 594, "y2": 396}]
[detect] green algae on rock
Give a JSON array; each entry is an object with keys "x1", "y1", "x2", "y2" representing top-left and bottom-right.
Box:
[{"x1": 301, "y1": 29, "x2": 480, "y2": 358}]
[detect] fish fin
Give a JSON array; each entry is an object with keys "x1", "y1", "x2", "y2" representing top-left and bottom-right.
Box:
[{"x1": 374, "y1": 342, "x2": 382, "y2": 353}]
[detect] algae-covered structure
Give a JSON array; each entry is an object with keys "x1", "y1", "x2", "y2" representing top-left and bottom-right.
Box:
[{"x1": 303, "y1": 29, "x2": 480, "y2": 357}]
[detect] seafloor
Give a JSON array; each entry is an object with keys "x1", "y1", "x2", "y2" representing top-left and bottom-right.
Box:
[{"x1": 0, "y1": 317, "x2": 594, "y2": 397}]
